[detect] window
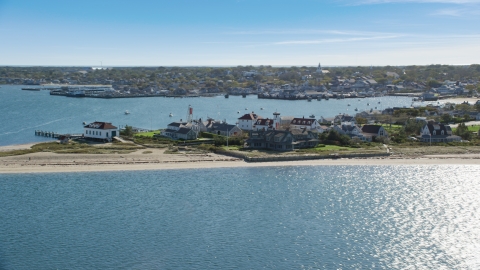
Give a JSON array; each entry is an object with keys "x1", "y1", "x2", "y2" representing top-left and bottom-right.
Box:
[{"x1": 433, "y1": 130, "x2": 436, "y2": 135}]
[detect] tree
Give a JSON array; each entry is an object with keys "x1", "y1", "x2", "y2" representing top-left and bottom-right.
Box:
[
  {"x1": 121, "y1": 125, "x2": 135, "y2": 137},
  {"x1": 404, "y1": 119, "x2": 423, "y2": 135},
  {"x1": 356, "y1": 117, "x2": 367, "y2": 125},
  {"x1": 441, "y1": 113, "x2": 452, "y2": 123},
  {"x1": 455, "y1": 123, "x2": 471, "y2": 140}
]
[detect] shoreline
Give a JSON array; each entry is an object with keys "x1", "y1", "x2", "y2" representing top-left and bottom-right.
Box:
[{"x1": 2, "y1": 149, "x2": 480, "y2": 174}]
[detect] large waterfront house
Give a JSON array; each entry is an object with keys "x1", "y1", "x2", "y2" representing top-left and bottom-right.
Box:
[
  {"x1": 418, "y1": 123, "x2": 461, "y2": 143},
  {"x1": 238, "y1": 112, "x2": 262, "y2": 131},
  {"x1": 290, "y1": 117, "x2": 324, "y2": 133},
  {"x1": 360, "y1": 125, "x2": 388, "y2": 142},
  {"x1": 245, "y1": 128, "x2": 319, "y2": 151},
  {"x1": 83, "y1": 121, "x2": 118, "y2": 142},
  {"x1": 333, "y1": 124, "x2": 365, "y2": 141},
  {"x1": 252, "y1": 118, "x2": 276, "y2": 131},
  {"x1": 161, "y1": 121, "x2": 197, "y2": 140},
  {"x1": 205, "y1": 120, "x2": 243, "y2": 137}
]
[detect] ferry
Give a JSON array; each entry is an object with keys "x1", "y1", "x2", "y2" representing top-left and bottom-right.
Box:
[{"x1": 22, "y1": 88, "x2": 40, "y2": 91}]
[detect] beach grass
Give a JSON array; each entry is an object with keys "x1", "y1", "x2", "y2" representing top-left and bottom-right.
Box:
[{"x1": 0, "y1": 141, "x2": 144, "y2": 157}]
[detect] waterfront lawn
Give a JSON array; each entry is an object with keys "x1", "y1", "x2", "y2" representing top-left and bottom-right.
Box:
[
  {"x1": 451, "y1": 125, "x2": 480, "y2": 133},
  {"x1": 381, "y1": 124, "x2": 403, "y2": 134},
  {"x1": 134, "y1": 130, "x2": 161, "y2": 138}
]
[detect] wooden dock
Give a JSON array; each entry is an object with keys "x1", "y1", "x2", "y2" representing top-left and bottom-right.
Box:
[{"x1": 35, "y1": 130, "x2": 83, "y2": 139}]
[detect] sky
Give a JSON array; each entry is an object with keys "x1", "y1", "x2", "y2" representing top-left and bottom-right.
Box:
[{"x1": 0, "y1": 0, "x2": 479, "y2": 66}]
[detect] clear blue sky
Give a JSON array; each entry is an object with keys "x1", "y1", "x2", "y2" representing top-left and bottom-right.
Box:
[{"x1": 1, "y1": 0, "x2": 479, "y2": 66}]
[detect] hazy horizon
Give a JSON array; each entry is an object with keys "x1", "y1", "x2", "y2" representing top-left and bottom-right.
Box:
[{"x1": 1, "y1": 0, "x2": 480, "y2": 66}]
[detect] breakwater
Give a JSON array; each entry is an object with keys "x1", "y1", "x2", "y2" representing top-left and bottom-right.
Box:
[{"x1": 215, "y1": 149, "x2": 390, "y2": 162}]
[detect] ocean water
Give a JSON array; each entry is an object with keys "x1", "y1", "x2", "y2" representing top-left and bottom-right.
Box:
[
  {"x1": 1, "y1": 165, "x2": 479, "y2": 269},
  {"x1": 0, "y1": 85, "x2": 416, "y2": 146}
]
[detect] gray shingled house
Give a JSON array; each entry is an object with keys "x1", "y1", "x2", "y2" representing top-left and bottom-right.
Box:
[{"x1": 245, "y1": 128, "x2": 319, "y2": 151}]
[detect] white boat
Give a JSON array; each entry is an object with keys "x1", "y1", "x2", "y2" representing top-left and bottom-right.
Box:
[
  {"x1": 124, "y1": 110, "x2": 130, "y2": 115},
  {"x1": 169, "y1": 113, "x2": 173, "y2": 117}
]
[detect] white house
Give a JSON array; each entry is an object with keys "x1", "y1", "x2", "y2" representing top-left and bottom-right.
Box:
[
  {"x1": 84, "y1": 122, "x2": 118, "y2": 142},
  {"x1": 290, "y1": 117, "x2": 324, "y2": 133},
  {"x1": 238, "y1": 112, "x2": 262, "y2": 131}
]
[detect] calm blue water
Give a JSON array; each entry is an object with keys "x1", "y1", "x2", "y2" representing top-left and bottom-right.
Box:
[
  {"x1": 1, "y1": 166, "x2": 479, "y2": 269},
  {"x1": 0, "y1": 85, "x2": 415, "y2": 146}
]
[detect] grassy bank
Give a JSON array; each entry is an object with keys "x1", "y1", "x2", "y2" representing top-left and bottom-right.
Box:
[{"x1": 0, "y1": 141, "x2": 144, "y2": 157}]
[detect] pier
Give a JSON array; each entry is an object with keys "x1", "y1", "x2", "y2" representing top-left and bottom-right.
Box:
[{"x1": 35, "y1": 130, "x2": 83, "y2": 139}]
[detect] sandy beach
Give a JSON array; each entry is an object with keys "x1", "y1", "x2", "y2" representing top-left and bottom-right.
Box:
[
  {"x1": 440, "y1": 97, "x2": 480, "y2": 104},
  {"x1": 1, "y1": 146, "x2": 480, "y2": 174}
]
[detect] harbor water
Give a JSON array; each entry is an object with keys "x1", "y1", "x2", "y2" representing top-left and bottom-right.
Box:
[
  {"x1": 0, "y1": 85, "x2": 416, "y2": 146},
  {"x1": 1, "y1": 165, "x2": 479, "y2": 269}
]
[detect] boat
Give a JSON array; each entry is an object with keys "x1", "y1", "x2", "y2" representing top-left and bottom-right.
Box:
[
  {"x1": 367, "y1": 103, "x2": 370, "y2": 106},
  {"x1": 242, "y1": 94, "x2": 247, "y2": 98},
  {"x1": 22, "y1": 88, "x2": 40, "y2": 91},
  {"x1": 355, "y1": 108, "x2": 358, "y2": 111},
  {"x1": 348, "y1": 104, "x2": 351, "y2": 106},
  {"x1": 225, "y1": 94, "x2": 229, "y2": 98},
  {"x1": 378, "y1": 101, "x2": 381, "y2": 104},
  {"x1": 169, "y1": 113, "x2": 173, "y2": 117},
  {"x1": 309, "y1": 114, "x2": 315, "y2": 118},
  {"x1": 125, "y1": 110, "x2": 130, "y2": 115},
  {"x1": 245, "y1": 108, "x2": 248, "y2": 110},
  {"x1": 260, "y1": 107, "x2": 264, "y2": 110},
  {"x1": 317, "y1": 97, "x2": 322, "y2": 101},
  {"x1": 307, "y1": 97, "x2": 312, "y2": 102},
  {"x1": 237, "y1": 111, "x2": 240, "y2": 113},
  {"x1": 82, "y1": 121, "x2": 86, "y2": 125}
]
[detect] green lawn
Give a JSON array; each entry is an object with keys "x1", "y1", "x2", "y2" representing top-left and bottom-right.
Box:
[
  {"x1": 134, "y1": 130, "x2": 161, "y2": 138},
  {"x1": 452, "y1": 125, "x2": 480, "y2": 133}
]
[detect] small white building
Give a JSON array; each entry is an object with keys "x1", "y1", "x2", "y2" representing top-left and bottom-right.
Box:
[{"x1": 84, "y1": 122, "x2": 118, "y2": 142}]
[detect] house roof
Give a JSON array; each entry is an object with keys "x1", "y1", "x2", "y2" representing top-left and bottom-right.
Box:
[
  {"x1": 238, "y1": 113, "x2": 261, "y2": 120},
  {"x1": 291, "y1": 118, "x2": 316, "y2": 126},
  {"x1": 211, "y1": 123, "x2": 238, "y2": 131},
  {"x1": 361, "y1": 125, "x2": 382, "y2": 134},
  {"x1": 84, "y1": 122, "x2": 117, "y2": 130},
  {"x1": 423, "y1": 123, "x2": 452, "y2": 135},
  {"x1": 341, "y1": 115, "x2": 355, "y2": 122},
  {"x1": 254, "y1": 118, "x2": 274, "y2": 126},
  {"x1": 168, "y1": 122, "x2": 188, "y2": 127},
  {"x1": 177, "y1": 127, "x2": 194, "y2": 134}
]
